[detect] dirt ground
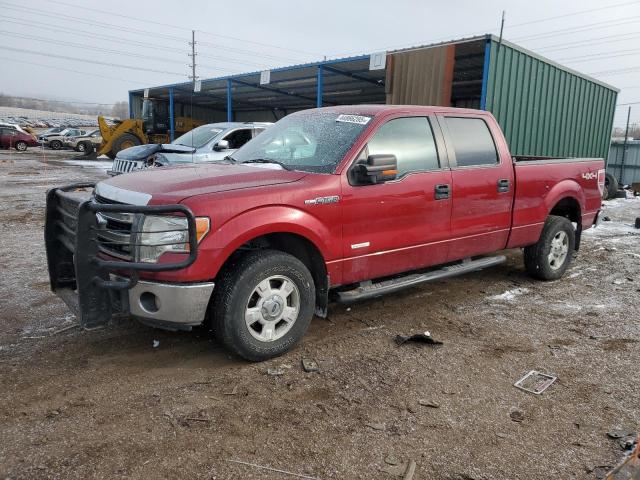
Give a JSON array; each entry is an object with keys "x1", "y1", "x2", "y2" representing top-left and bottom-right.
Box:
[{"x1": 0, "y1": 148, "x2": 639, "y2": 480}]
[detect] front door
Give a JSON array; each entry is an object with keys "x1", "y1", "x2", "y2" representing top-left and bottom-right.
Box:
[{"x1": 340, "y1": 115, "x2": 452, "y2": 284}]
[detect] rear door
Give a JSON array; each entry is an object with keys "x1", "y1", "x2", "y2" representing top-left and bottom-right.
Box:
[
  {"x1": 340, "y1": 115, "x2": 452, "y2": 283},
  {"x1": 438, "y1": 114, "x2": 514, "y2": 260}
]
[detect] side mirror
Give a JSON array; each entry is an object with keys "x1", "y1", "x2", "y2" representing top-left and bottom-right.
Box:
[
  {"x1": 213, "y1": 139, "x2": 229, "y2": 151},
  {"x1": 356, "y1": 154, "x2": 398, "y2": 184}
]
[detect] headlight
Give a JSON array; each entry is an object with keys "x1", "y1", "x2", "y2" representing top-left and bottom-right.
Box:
[{"x1": 138, "y1": 215, "x2": 210, "y2": 263}]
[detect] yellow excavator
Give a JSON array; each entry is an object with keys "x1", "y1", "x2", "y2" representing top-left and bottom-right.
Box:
[{"x1": 97, "y1": 98, "x2": 203, "y2": 159}]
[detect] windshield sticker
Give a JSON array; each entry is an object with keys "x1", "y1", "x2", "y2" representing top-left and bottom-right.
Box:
[{"x1": 336, "y1": 114, "x2": 371, "y2": 125}]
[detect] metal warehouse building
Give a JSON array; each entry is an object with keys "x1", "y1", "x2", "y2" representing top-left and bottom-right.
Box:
[{"x1": 130, "y1": 34, "x2": 618, "y2": 159}]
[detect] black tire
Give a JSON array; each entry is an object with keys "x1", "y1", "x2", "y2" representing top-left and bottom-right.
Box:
[
  {"x1": 105, "y1": 151, "x2": 116, "y2": 160},
  {"x1": 15, "y1": 141, "x2": 27, "y2": 151},
  {"x1": 111, "y1": 133, "x2": 142, "y2": 156},
  {"x1": 50, "y1": 140, "x2": 62, "y2": 150},
  {"x1": 524, "y1": 215, "x2": 575, "y2": 281},
  {"x1": 212, "y1": 249, "x2": 315, "y2": 362},
  {"x1": 605, "y1": 173, "x2": 619, "y2": 200},
  {"x1": 76, "y1": 142, "x2": 87, "y2": 152}
]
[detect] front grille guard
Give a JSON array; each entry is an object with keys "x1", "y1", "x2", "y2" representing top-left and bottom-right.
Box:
[{"x1": 45, "y1": 183, "x2": 198, "y2": 329}]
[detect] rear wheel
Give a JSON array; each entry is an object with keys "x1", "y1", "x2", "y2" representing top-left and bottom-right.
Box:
[
  {"x1": 111, "y1": 133, "x2": 141, "y2": 156},
  {"x1": 524, "y1": 215, "x2": 575, "y2": 281},
  {"x1": 604, "y1": 172, "x2": 619, "y2": 200},
  {"x1": 15, "y1": 141, "x2": 27, "y2": 151},
  {"x1": 50, "y1": 140, "x2": 62, "y2": 150},
  {"x1": 76, "y1": 142, "x2": 87, "y2": 152},
  {"x1": 212, "y1": 249, "x2": 315, "y2": 361}
]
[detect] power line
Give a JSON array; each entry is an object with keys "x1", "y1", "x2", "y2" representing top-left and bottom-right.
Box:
[
  {"x1": 2, "y1": 17, "x2": 274, "y2": 69},
  {"x1": 617, "y1": 101, "x2": 640, "y2": 106},
  {"x1": 0, "y1": 56, "x2": 150, "y2": 85},
  {"x1": 555, "y1": 49, "x2": 640, "y2": 63},
  {"x1": 0, "y1": 46, "x2": 186, "y2": 76},
  {"x1": 590, "y1": 65, "x2": 640, "y2": 76},
  {"x1": 535, "y1": 32, "x2": 640, "y2": 53},
  {"x1": 512, "y1": 16, "x2": 640, "y2": 42},
  {"x1": 43, "y1": 0, "x2": 320, "y2": 57},
  {"x1": 508, "y1": 0, "x2": 640, "y2": 28}
]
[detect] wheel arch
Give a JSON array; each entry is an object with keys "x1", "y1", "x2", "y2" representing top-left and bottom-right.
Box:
[
  {"x1": 213, "y1": 230, "x2": 330, "y2": 318},
  {"x1": 544, "y1": 181, "x2": 585, "y2": 250}
]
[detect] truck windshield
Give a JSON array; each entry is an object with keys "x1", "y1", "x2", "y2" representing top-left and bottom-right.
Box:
[
  {"x1": 232, "y1": 112, "x2": 371, "y2": 173},
  {"x1": 173, "y1": 125, "x2": 223, "y2": 148}
]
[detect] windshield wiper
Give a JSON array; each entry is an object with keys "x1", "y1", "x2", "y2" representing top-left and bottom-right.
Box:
[
  {"x1": 240, "y1": 158, "x2": 291, "y2": 170},
  {"x1": 223, "y1": 155, "x2": 237, "y2": 163}
]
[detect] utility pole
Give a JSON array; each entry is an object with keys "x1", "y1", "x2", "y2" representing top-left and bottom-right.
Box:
[
  {"x1": 497, "y1": 10, "x2": 506, "y2": 54},
  {"x1": 620, "y1": 106, "x2": 631, "y2": 183},
  {"x1": 188, "y1": 30, "x2": 198, "y2": 90}
]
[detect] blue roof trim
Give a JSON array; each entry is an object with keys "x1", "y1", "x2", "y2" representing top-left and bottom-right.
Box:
[{"x1": 129, "y1": 54, "x2": 371, "y2": 95}]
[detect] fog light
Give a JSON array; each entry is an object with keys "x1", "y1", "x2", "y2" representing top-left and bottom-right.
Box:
[{"x1": 139, "y1": 291, "x2": 160, "y2": 313}]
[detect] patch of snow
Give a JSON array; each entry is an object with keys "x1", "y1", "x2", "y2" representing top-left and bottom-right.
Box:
[{"x1": 488, "y1": 287, "x2": 529, "y2": 301}]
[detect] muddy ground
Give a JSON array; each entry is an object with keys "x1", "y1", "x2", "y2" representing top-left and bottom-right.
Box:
[{"x1": 0, "y1": 149, "x2": 639, "y2": 480}]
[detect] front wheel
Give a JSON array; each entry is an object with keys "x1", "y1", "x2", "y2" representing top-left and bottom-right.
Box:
[
  {"x1": 212, "y1": 249, "x2": 315, "y2": 361},
  {"x1": 524, "y1": 215, "x2": 575, "y2": 281},
  {"x1": 50, "y1": 140, "x2": 62, "y2": 150}
]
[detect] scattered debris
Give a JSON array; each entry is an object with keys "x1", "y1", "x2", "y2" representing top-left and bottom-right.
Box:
[
  {"x1": 365, "y1": 421, "x2": 386, "y2": 431},
  {"x1": 395, "y1": 331, "x2": 443, "y2": 347},
  {"x1": 227, "y1": 459, "x2": 321, "y2": 479},
  {"x1": 488, "y1": 287, "x2": 529, "y2": 302},
  {"x1": 510, "y1": 409, "x2": 525, "y2": 423},
  {"x1": 418, "y1": 399, "x2": 440, "y2": 408},
  {"x1": 223, "y1": 385, "x2": 239, "y2": 396},
  {"x1": 152, "y1": 340, "x2": 160, "y2": 348},
  {"x1": 603, "y1": 216, "x2": 611, "y2": 222},
  {"x1": 301, "y1": 358, "x2": 319, "y2": 373},
  {"x1": 51, "y1": 323, "x2": 79, "y2": 335},
  {"x1": 185, "y1": 417, "x2": 210, "y2": 423},
  {"x1": 607, "y1": 428, "x2": 638, "y2": 450},
  {"x1": 605, "y1": 437, "x2": 640, "y2": 478},
  {"x1": 403, "y1": 460, "x2": 417, "y2": 480},
  {"x1": 267, "y1": 367, "x2": 285, "y2": 376},
  {"x1": 381, "y1": 463, "x2": 407, "y2": 477},
  {"x1": 514, "y1": 370, "x2": 557, "y2": 395}
]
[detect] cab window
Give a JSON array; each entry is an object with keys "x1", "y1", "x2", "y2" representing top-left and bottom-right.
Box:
[
  {"x1": 444, "y1": 117, "x2": 498, "y2": 167},
  {"x1": 365, "y1": 117, "x2": 440, "y2": 177}
]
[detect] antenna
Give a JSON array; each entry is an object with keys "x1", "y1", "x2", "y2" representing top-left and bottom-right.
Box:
[{"x1": 188, "y1": 30, "x2": 198, "y2": 89}]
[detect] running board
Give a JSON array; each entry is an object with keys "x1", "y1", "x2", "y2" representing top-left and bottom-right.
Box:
[{"x1": 336, "y1": 255, "x2": 507, "y2": 303}]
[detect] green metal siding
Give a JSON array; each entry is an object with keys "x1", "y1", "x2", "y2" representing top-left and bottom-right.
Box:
[{"x1": 483, "y1": 39, "x2": 617, "y2": 159}]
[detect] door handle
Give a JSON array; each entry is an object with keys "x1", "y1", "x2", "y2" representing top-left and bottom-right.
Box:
[
  {"x1": 497, "y1": 179, "x2": 510, "y2": 193},
  {"x1": 434, "y1": 183, "x2": 450, "y2": 200}
]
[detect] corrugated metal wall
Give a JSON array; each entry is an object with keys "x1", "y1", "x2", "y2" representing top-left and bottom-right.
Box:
[
  {"x1": 483, "y1": 38, "x2": 618, "y2": 159},
  {"x1": 607, "y1": 142, "x2": 640, "y2": 184},
  {"x1": 386, "y1": 45, "x2": 455, "y2": 106}
]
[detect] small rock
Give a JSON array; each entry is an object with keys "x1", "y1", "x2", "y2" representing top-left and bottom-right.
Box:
[
  {"x1": 267, "y1": 367, "x2": 285, "y2": 376},
  {"x1": 613, "y1": 279, "x2": 624, "y2": 285},
  {"x1": 418, "y1": 399, "x2": 440, "y2": 408},
  {"x1": 301, "y1": 358, "x2": 319, "y2": 373},
  {"x1": 365, "y1": 422, "x2": 385, "y2": 431},
  {"x1": 384, "y1": 454, "x2": 400, "y2": 466},
  {"x1": 510, "y1": 409, "x2": 525, "y2": 423}
]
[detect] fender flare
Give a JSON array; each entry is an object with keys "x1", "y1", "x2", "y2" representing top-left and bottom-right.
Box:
[
  {"x1": 543, "y1": 179, "x2": 586, "y2": 218},
  {"x1": 201, "y1": 205, "x2": 335, "y2": 278}
]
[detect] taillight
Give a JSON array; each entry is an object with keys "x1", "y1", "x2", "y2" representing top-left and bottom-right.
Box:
[{"x1": 597, "y1": 169, "x2": 605, "y2": 196}]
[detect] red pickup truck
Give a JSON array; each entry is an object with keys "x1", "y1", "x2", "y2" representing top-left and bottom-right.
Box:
[{"x1": 45, "y1": 105, "x2": 605, "y2": 361}]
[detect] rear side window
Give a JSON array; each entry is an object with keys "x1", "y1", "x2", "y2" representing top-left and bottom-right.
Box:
[
  {"x1": 367, "y1": 117, "x2": 439, "y2": 177},
  {"x1": 445, "y1": 117, "x2": 498, "y2": 167}
]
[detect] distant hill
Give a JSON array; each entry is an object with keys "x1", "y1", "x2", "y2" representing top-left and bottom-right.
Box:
[{"x1": 0, "y1": 93, "x2": 127, "y2": 119}]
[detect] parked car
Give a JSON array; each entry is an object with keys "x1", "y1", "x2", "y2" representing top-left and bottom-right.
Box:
[
  {"x1": 65, "y1": 130, "x2": 102, "y2": 153},
  {"x1": 45, "y1": 105, "x2": 605, "y2": 361},
  {"x1": 38, "y1": 128, "x2": 86, "y2": 150},
  {"x1": 0, "y1": 127, "x2": 39, "y2": 151},
  {"x1": 109, "y1": 122, "x2": 271, "y2": 175},
  {"x1": 40, "y1": 126, "x2": 65, "y2": 135}
]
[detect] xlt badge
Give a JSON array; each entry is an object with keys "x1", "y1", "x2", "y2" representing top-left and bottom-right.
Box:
[{"x1": 304, "y1": 195, "x2": 340, "y2": 205}]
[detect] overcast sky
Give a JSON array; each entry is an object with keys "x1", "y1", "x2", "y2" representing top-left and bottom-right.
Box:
[{"x1": 1, "y1": 0, "x2": 639, "y2": 128}]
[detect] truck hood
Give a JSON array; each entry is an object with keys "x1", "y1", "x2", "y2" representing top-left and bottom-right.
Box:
[
  {"x1": 116, "y1": 143, "x2": 195, "y2": 160},
  {"x1": 95, "y1": 163, "x2": 307, "y2": 204}
]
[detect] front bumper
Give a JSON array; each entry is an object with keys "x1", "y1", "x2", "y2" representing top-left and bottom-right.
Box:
[
  {"x1": 44, "y1": 183, "x2": 202, "y2": 330},
  {"x1": 121, "y1": 276, "x2": 214, "y2": 328}
]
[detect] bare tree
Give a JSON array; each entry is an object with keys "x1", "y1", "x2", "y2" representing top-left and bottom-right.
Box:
[{"x1": 111, "y1": 101, "x2": 129, "y2": 120}]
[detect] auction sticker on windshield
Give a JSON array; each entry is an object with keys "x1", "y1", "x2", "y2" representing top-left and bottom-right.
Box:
[{"x1": 336, "y1": 114, "x2": 371, "y2": 125}]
